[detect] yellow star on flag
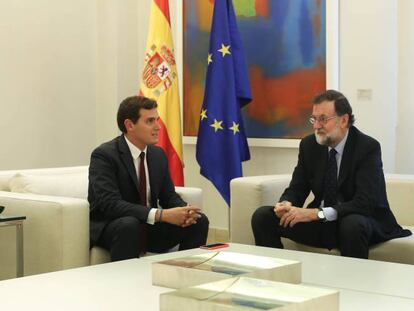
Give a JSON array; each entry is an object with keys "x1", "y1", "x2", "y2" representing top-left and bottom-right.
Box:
[
  {"x1": 229, "y1": 122, "x2": 240, "y2": 135},
  {"x1": 200, "y1": 108, "x2": 208, "y2": 120},
  {"x1": 207, "y1": 53, "x2": 213, "y2": 65},
  {"x1": 218, "y1": 43, "x2": 231, "y2": 57},
  {"x1": 210, "y1": 119, "x2": 224, "y2": 132}
]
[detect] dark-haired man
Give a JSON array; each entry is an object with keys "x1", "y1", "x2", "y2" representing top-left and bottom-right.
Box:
[
  {"x1": 88, "y1": 96, "x2": 209, "y2": 261},
  {"x1": 251, "y1": 90, "x2": 411, "y2": 258}
]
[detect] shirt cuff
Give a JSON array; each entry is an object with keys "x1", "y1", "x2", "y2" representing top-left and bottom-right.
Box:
[
  {"x1": 322, "y1": 207, "x2": 338, "y2": 221},
  {"x1": 146, "y1": 208, "x2": 157, "y2": 225}
]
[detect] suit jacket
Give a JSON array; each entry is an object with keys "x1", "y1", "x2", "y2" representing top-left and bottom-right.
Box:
[
  {"x1": 280, "y1": 126, "x2": 411, "y2": 242},
  {"x1": 88, "y1": 135, "x2": 186, "y2": 246}
]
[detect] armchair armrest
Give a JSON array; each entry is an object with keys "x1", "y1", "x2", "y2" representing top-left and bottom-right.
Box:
[
  {"x1": 175, "y1": 187, "x2": 203, "y2": 209},
  {"x1": 0, "y1": 191, "x2": 89, "y2": 280},
  {"x1": 230, "y1": 175, "x2": 291, "y2": 245}
]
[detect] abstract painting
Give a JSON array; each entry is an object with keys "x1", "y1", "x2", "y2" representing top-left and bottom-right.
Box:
[{"x1": 183, "y1": 0, "x2": 326, "y2": 139}]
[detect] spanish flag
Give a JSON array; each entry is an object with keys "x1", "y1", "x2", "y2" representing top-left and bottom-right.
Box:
[{"x1": 140, "y1": 0, "x2": 184, "y2": 186}]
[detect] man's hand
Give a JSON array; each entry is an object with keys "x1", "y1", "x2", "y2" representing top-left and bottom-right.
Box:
[
  {"x1": 274, "y1": 201, "x2": 292, "y2": 218},
  {"x1": 279, "y1": 207, "x2": 319, "y2": 228},
  {"x1": 160, "y1": 205, "x2": 202, "y2": 227}
]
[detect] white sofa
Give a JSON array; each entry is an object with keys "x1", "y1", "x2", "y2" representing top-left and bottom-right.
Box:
[
  {"x1": 230, "y1": 174, "x2": 414, "y2": 265},
  {"x1": 0, "y1": 166, "x2": 202, "y2": 280}
]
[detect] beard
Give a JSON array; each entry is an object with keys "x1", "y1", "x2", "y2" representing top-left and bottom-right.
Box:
[{"x1": 315, "y1": 129, "x2": 333, "y2": 146}]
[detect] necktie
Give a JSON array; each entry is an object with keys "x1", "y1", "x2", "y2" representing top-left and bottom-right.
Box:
[
  {"x1": 138, "y1": 151, "x2": 147, "y2": 254},
  {"x1": 138, "y1": 152, "x2": 147, "y2": 206},
  {"x1": 324, "y1": 148, "x2": 338, "y2": 207}
]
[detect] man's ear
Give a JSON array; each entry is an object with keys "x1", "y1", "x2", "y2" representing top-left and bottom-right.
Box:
[
  {"x1": 124, "y1": 119, "x2": 133, "y2": 132},
  {"x1": 341, "y1": 114, "x2": 349, "y2": 128}
]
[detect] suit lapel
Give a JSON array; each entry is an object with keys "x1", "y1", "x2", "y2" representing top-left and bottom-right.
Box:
[
  {"x1": 338, "y1": 127, "x2": 356, "y2": 187},
  {"x1": 118, "y1": 135, "x2": 139, "y2": 190}
]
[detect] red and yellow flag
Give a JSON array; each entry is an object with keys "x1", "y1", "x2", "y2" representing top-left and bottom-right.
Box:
[{"x1": 140, "y1": 0, "x2": 184, "y2": 186}]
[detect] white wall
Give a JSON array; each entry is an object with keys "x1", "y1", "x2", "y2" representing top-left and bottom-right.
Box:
[
  {"x1": 339, "y1": 0, "x2": 398, "y2": 173},
  {"x1": 96, "y1": 0, "x2": 151, "y2": 143},
  {"x1": 396, "y1": 0, "x2": 414, "y2": 173},
  {"x1": 0, "y1": 0, "x2": 97, "y2": 169},
  {"x1": 1, "y1": 0, "x2": 413, "y2": 229}
]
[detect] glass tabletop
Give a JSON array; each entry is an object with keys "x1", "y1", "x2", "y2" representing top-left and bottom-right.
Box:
[{"x1": 0, "y1": 215, "x2": 26, "y2": 222}]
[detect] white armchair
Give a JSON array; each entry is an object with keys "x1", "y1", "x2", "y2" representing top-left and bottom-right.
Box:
[
  {"x1": 0, "y1": 166, "x2": 202, "y2": 280},
  {"x1": 230, "y1": 174, "x2": 414, "y2": 265}
]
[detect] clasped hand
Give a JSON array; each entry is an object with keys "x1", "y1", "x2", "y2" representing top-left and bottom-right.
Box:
[
  {"x1": 162, "y1": 205, "x2": 202, "y2": 227},
  {"x1": 274, "y1": 201, "x2": 318, "y2": 228}
]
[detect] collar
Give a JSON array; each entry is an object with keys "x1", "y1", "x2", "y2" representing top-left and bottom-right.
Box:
[
  {"x1": 124, "y1": 135, "x2": 147, "y2": 159},
  {"x1": 329, "y1": 128, "x2": 349, "y2": 156}
]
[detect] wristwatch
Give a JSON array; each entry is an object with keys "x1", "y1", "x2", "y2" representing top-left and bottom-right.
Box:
[{"x1": 317, "y1": 208, "x2": 326, "y2": 221}]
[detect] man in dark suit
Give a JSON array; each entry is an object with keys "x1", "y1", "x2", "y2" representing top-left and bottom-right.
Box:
[
  {"x1": 88, "y1": 96, "x2": 209, "y2": 261},
  {"x1": 251, "y1": 90, "x2": 411, "y2": 258}
]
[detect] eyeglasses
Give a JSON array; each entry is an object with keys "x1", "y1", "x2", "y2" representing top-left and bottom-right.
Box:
[{"x1": 309, "y1": 115, "x2": 338, "y2": 125}]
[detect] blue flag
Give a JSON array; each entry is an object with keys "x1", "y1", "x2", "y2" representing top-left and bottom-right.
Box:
[{"x1": 196, "y1": 0, "x2": 252, "y2": 205}]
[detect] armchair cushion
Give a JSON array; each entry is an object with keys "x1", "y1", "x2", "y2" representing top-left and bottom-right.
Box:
[
  {"x1": 9, "y1": 172, "x2": 88, "y2": 200},
  {"x1": 0, "y1": 166, "x2": 88, "y2": 192}
]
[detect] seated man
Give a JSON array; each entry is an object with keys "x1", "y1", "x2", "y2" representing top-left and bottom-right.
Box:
[
  {"x1": 88, "y1": 95, "x2": 209, "y2": 261},
  {"x1": 251, "y1": 90, "x2": 411, "y2": 258}
]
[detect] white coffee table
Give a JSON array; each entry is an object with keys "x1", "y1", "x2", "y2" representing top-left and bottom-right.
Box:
[{"x1": 0, "y1": 243, "x2": 413, "y2": 310}]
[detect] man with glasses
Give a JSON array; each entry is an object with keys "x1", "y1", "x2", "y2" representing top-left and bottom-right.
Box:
[{"x1": 251, "y1": 90, "x2": 411, "y2": 258}]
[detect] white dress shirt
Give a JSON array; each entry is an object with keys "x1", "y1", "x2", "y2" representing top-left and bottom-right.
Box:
[{"x1": 124, "y1": 136, "x2": 157, "y2": 225}]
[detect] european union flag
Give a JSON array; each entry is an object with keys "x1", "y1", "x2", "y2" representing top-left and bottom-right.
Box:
[{"x1": 196, "y1": 0, "x2": 252, "y2": 205}]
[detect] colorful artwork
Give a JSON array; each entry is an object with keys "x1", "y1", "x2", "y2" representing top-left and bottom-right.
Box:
[{"x1": 183, "y1": 0, "x2": 326, "y2": 139}]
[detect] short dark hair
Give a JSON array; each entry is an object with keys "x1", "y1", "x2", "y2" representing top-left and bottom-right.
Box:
[
  {"x1": 312, "y1": 89, "x2": 355, "y2": 127},
  {"x1": 117, "y1": 96, "x2": 158, "y2": 133}
]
